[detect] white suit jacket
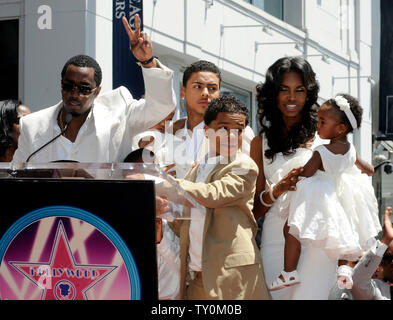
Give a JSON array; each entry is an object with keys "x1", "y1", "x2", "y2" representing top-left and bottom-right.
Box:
[{"x1": 13, "y1": 63, "x2": 176, "y2": 164}]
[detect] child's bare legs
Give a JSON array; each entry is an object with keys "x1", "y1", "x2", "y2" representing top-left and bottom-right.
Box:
[
  {"x1": 269, "y1": 221, "x2": 301, "y2": 290},
  {"x1": 283, "y1": 222, "x2": 301, "y2": 272}
]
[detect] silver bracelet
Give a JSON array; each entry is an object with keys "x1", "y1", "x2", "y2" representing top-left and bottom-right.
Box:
[
  {"x1": 259, "y1": 190, "x2": 273, "y2": 207},
  {"x1": 269, "y1": 183, "x2": 277, "y2": 201}
]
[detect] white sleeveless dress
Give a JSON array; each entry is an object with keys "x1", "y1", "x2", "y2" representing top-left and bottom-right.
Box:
[
  {"x1": 284, "y1": 143, "x2": 381, "y2": 261},
  {"x1": 260, "y1": 135, "x2": 338, "y2": 300}
]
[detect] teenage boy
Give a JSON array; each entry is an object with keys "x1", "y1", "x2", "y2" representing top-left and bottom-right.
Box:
[{"x1": 173, "y1": 60, "x2": 254, "y2": 178}]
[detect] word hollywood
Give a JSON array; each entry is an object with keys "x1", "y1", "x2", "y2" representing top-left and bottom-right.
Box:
[
  {"x1": 151, "y1": 304, "x2": 242, "y2": 318},
  {"x1": 9, "y1": 221, "x2": 116, "y2": 300},
  {"x1": 29, "y1": 266, "x2": 100, "y2": 287}
]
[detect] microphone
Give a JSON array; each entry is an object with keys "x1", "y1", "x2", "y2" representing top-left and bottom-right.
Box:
[{"x1": 26, "y1": 113, "x2": 73, "y2": 162}]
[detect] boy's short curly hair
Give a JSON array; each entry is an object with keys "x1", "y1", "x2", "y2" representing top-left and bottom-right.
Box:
[{"x1": 204, "y1": 94, "x2": 248, "y2": 126}]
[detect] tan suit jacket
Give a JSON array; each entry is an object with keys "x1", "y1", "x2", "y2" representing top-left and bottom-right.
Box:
[{"x1": 170, "y1": 151, "x2": 270, "y2": 300}]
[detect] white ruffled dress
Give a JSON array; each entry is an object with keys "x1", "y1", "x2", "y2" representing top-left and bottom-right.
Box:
[
  {"x1": 260, "y1": 134, "x2": 338, "y2": 300},
  {"x1": 284, "y1": 143, "x2": 382, "y2": 261}
]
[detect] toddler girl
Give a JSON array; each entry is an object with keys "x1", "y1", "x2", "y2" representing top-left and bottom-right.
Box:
[{"x1": 269, "y1": 94, "x2": 382, "y2": 291}]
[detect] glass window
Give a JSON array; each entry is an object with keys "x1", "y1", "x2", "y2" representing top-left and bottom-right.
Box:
[
  {"x1": 220, "y1": 82, "x2": 253, "y2": 127},
  {"x1": 244, "y1": 0, "x2": 283, "y2": 20},
  {"x1": 317, "y1": 0, "x2": 322, "y2": 6}
]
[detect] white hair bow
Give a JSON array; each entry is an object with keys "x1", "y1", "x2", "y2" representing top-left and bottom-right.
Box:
[{"x1": 334, "y1": 95, "x2": 357, "y2": 129}]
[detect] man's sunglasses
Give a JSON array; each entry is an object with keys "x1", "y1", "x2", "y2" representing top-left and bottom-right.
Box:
[{"x1": 61, "y1": 81, "x2": 97, "y2": 96}]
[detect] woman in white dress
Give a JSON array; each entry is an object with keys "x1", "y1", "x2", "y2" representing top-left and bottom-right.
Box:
[{"x1": 250, "y1": 56, "x2": 337, "y2": 299}]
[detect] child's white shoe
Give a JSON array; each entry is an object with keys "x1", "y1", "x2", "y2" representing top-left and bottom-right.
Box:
[{"x1": 269, "y1": 270, "x2": 301, "y2": 291}]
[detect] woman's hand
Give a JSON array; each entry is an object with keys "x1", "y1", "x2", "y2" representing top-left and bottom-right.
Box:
[{"x1": 272, "y1": 167, "x2": 304, "y2": 198}]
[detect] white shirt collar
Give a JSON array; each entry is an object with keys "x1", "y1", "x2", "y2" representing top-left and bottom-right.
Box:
[
  {"x1": 183, "y1": 120, "x2": 205, "y2": 138},
  {"x1": 199, "y1": 154, "x2": 225, "y2": 167}
]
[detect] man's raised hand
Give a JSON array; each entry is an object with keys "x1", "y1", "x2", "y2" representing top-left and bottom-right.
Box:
[{"x1": 122, "y1": 14, "x2": 156, "y2": 67}]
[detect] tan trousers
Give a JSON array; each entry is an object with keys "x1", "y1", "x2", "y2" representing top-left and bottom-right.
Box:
[
  {"x1": 185, "y1": 264, "x2": 271, "y2": 300},
  {"x1": 186, "y1": 272, "x2": 208, "y2": 300}
]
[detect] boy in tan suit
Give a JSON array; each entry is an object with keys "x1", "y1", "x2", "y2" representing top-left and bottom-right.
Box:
[{"x1": 162, "y1": 95, "x2": 270, "y2": 300}]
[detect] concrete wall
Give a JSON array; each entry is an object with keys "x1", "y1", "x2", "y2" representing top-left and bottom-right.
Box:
[
  {"x1": 0, "y1": 0, "x2": 113, "y2": 111},
  {"x1": 23, "y1": 0, "x2": 89, "y2": 110}
]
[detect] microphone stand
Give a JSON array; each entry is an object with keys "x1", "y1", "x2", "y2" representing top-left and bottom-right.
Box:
[{"x1": 26, "y1": 113, "x2": 73, "y2": 162}]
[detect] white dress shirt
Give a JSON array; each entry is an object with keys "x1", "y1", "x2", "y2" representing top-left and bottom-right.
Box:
[
  {"x1": 51, "y1": 107, "x2": 94, "y2": 161},
  {"x1": 174, "y1": 120, "x2": 206, "y2": 179},
  {"x1": 157, "y1": 219, "x2": 180, "y2": 300},
  {"x1": 188, "y1": 155, "x2": 223, "y2": 272}
]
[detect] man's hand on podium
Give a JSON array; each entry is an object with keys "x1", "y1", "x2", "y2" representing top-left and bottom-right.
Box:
[
  {"x1": 155, "y1": 196, "x2": 171, "y2": 216},
  {"x1": 156, "y1": 218, "x2": 163, "y2": 243}
]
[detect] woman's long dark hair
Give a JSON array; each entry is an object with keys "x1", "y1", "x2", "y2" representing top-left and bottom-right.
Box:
[
  {"x1": 257, "y1": 56, "x2": 319, "y2": 160},
  {"x1": 0, "y1": 100, "x2": 20, "y2": 157}
]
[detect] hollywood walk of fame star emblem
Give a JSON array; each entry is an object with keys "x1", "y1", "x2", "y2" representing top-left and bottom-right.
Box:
[{"x1": 9, "y1": 221, "x2": 117, "y2": 300}]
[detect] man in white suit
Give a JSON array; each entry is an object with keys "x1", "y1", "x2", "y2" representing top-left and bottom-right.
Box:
[{"x1": 12, "y1": 14, "x2": 176, "y2": 164}]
